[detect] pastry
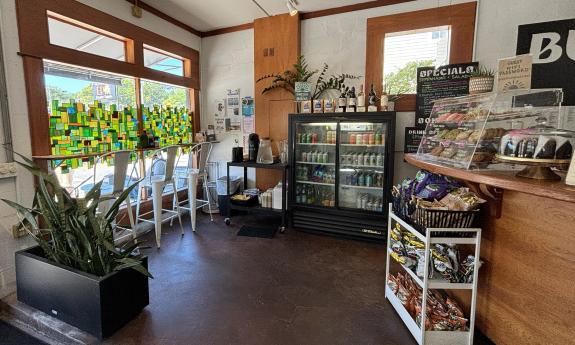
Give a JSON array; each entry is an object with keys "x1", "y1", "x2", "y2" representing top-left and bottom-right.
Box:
[
  {"x1": 430, "y1": 146, "x2": 444, "y2": 156},
  {"x1": 455, "y1": 130, "x2": 473, "y2": 141},
  {"x1": 440, "y1": 147, "x2": 458, "y2": 158},
  {"x1": 555, "y1": 137, "x2": 573, "y2": 159},
  {"x1": 534, "y1": 136, "x2": 556, "y2": 159}
]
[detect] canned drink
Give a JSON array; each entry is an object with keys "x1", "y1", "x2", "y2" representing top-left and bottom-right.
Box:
[
  {"x1": 363, "y1": 133, "x2": 369, "y2": 144},
  {"x1": 369, "y1": 133, "x2": 375, "y2": 145},
  {"x1": 356, "y1": 134, "x2": 363, "y2": 145},
  {"x1": 349, "y1": 133, "x2": 356, "y2": 144}
]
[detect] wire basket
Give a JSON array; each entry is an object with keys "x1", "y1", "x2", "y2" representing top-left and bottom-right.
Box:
[{"x1": 392, "y1": 195, "x2": 479, "y2": 236}]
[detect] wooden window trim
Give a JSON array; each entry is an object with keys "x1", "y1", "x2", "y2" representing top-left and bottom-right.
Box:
[
  {"x1": 365, "y1": 2, "x2": 476, "y2": 112},
  {"x1": 16, "y1": 0, "x2": 200, "y2": 159}
]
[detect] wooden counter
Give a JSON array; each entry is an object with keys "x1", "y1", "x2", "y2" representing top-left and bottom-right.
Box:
[{"x1": 404, "y1": 154, "x2": 575, "y2": 345}]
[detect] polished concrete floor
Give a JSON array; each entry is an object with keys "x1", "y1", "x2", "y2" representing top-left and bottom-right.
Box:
[{"x1": 105, "y1": 213, "x2": 492, "y2": 345}]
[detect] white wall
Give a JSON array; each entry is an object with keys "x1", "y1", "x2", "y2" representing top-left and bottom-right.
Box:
[
  {"x1": 0, "y1": 0, "x2": 200, "y2": 299},
  {"x1": 200, "y1": 29, "x2": 256, "y2": 186}
]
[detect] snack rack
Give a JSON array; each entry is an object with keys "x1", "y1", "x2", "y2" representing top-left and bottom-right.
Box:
[{"x1": 385, "y1": 204, "x2": 481, "y2": 345}]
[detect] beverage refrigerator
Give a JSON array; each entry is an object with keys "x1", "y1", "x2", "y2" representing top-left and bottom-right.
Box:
[{"x1": 288, "y1": 112, "x2": 395, "y2": 241}]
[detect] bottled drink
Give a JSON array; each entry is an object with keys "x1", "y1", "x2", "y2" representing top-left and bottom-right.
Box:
[
  {"x1": 312, "y1": 132, "x2": 318, "y2": 144},
  {"x1": 368, "y1": 84, "x2": 377, "y2": 107},
  {"x1": 351, "y1": 173, "x2": 358, "y2": 186},
  {"x1": 353, "y1": 153, "x2": 359, "y2": 165},
  {"x1": 356, "y1": 195, "x2": 363, "y2": 209},
  {"x1": 301, "y1": 152, "x2": 307, "y2": 162},
  {"x1": 297, "y1": 133, "x2": 302, "y2": 143},
  {"x1": 380, "y1": 83, "x2": 389, "y2": 110},
  {"x1": 347, "y1": 87, "x2": 357, "y2": 112},
  {"x1": 357, "y1": 84, "x2": 365, "y2": 108},
  {"x1": 365, "y1": 173, "x2": 373, "y2": 187},
  {"x1": 322, "y1": 152, "x2": 328, "y2": 164},
  {"x1": 375, "y1": 131, "x2": 382, "y2": 145},
  {"x1": 376, "y1": 153, "x2": 383, "y2": 166},
  {"x1": 357, "y1": 153, "x2": 364, "y2": 166},
  {"x1": 338, "y1": 87, "x2": 348, "y2": 112},
  {"x1": 345, "y1": 173, "x2": 352, "y2": 185},
  {"x1": 370, "y1": 153, "x2": 377, "y2": 166},
  {"x1": 358, "y1": 172, "x2": 365, "y2": 186}
]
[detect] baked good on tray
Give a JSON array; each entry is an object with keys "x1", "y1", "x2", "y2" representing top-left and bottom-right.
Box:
[{"x1": 499, "y1": 129, "x2": 574, "y2": 160}]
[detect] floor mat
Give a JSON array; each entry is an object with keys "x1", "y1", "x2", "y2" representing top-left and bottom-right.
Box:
[
  {"x1": 0, "y1": 320, "x2": 47, "y2": 345},
  {"x1": 237, "y1": 225, "x2": 277, "y2": 238}
]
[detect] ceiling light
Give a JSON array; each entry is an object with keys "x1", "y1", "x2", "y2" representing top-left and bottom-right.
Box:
[{"x1": 287, "y1": 0, "x2": 298, "y2": 16}]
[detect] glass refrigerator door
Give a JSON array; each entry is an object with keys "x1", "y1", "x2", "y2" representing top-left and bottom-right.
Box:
[
  {"x1": 294, "y1": 122, "x2": 337, "y2": 208},
  {"x1": 338, "y1": 122, "x2": 387, "y2": 212}
]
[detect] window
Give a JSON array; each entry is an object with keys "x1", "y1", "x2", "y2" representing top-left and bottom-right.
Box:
[
  {"x1": 44, "y1": 61, "x2": 136, "y2": 112},
  {"x1": 144, "y1": 45, "x2": 184, "y2": 77},
  {"x1": 383, "y1": 26, "x2": 450, "y2": 94},
  {"x1": 47, "y1": 12, "x2": 127, "y2": 61},
  {"x1": 141, "y1": 79, "x2": 188, "y2": 108},
  {"x1": 365, "y1": 2, "x2": 477, "y2": 111}
]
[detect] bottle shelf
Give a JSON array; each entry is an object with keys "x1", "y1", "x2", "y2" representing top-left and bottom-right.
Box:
[
  {"x1": 296, "y1": 161, "x2": 335, "y2": 166},
  {"x1": 340, "y1": 164, "x2": 384, "y2": 169},
  {"x1": 296, "y1": 180, "x2": 334, "y2": 186},
  {"x1": 341, "y1": 144, "x2": 385, "y2": 147},
  {"x1": 296, "y1": 143, "x2": 336, "y2": 146},
  {"x1": 340, "y1": 184, "x2": 382, "y2": 191}
]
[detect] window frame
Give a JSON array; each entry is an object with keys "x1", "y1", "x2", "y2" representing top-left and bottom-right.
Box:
[
  {"x1": 16, "y1": 0, "x2": 200, "y2": 159},
  {"x1": 365, "y1": 2, "x2": 476, "y2": 111}
]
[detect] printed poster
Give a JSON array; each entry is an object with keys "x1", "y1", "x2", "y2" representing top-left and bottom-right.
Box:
[
  {"x1": 242, "y1": 96, "x2": 254, "y2": 116},
  {"x1": 226, "y1": 89, "x2": 241, "y2": 132}
]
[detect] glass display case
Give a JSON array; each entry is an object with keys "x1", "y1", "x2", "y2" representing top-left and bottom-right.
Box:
[
  {"x1": 289, "y1": 113, "x2": 395, "y2": 240},
  {"x1": 416, "y1": 89, "x2": 574, "y2": 179}
]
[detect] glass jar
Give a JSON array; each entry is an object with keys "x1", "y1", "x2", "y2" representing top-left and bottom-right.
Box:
[{"x1": 257, "y1": 138, "x2": 274, "y2": 164}]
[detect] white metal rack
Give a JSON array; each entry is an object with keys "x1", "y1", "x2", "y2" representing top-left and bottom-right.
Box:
[{"x1": 385, "y1": 204, "x2": 481, "y2": 345}]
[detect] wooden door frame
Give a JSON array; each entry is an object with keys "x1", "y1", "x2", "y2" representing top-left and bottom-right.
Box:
[{"x1": 365, "y1": 2, "x2": 477, "y2": 112}]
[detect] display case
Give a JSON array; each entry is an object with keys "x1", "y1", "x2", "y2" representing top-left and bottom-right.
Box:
[
  {"x1": 416, "y1": 89, "x2": 574, "y2": 179},
  {"x1": 289, "y1": 113, "x2": 395, "y2": 240}
]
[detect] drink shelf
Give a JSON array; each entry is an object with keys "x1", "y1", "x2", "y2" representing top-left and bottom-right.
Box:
[
  {"x1": 340, "y1": 164, "x2": 384, "y2": 169},
  {"x1": 296, "y1": 180, "x2": 334, "y2": 186},
  {"x1": 340, "y1": 144, "x2": 385, "y2": 147},
  {"x1": 340, "y1": 184, "x2": 382, "y2": 191},
  {"x1": 296, "y1": 161, "x2": 335, "y2": 166},
  {"x1": 388, "y1": 248, "x2": 473, "y2": 290},
  {"x1": 296, "y1": 143, "x2": 336, "y2": 146}
]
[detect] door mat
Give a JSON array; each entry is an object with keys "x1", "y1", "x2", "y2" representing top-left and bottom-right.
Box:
[
  {"x1": 237, "y1": 225, "x2": 276, "y2": 238},
  {"x1": 0, "y1": 320, "x2": 47, "y2": 345}
]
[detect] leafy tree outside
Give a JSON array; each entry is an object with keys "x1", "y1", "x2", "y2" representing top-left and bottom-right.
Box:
[{"x1": 383, "y1": 59, "x2": 434, "y2": 94}]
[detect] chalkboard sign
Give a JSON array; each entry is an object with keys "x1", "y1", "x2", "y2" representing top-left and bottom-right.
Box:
[
  {"x1": 415, "y1": 62, "x2": 478, "y2": 128},
  {"x1": 404, "y1": 127, "x2": 425, "y2": 154}
]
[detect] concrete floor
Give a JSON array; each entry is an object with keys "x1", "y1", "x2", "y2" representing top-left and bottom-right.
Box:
[{"x1": 104, "y1": 213, "x2": 494, "y2": 345}]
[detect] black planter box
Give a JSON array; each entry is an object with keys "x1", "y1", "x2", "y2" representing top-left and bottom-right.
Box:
[{"x1": 15, "y1": 246, "x2": 149, "y2": 339}]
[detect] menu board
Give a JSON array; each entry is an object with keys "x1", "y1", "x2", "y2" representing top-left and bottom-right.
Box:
[
  {"x1": 404, "y1": 127, "x2": 425, "y2": 154},
  {"x1": 415, "y1": 62, "x2": 478, "y2": 128}
]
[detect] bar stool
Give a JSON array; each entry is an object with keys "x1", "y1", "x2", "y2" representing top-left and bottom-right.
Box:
[
  {"x1": 92, "y1": 150, "x2": 139, "y2": 240},
  {"x1": 173, "y1": 142, "x2": 214, "y2": 231},
  {"x1": 135, "y1": 145, "x2": 184, "y2": 248}
]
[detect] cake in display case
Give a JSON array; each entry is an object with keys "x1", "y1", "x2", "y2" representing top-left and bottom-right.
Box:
[{"x1": 416, "y1": 89, "x2": 575, "y2": 180}]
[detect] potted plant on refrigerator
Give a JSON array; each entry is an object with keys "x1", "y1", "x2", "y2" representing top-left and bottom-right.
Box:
[
  {"x1": 469, "y1": 66, "x2": 495, "y2": 94},
  {"x1": 2, "y1": 154, "x2": 152, "y2": 339}
]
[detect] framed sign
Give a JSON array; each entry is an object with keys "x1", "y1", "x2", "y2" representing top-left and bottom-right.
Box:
[
  {"x1": 497, "y1": 55, "x2": 532, "y2": 91},
  {"x1": 404, "y1": 127, "x2": 425, "y2": 154},
  {"x1": 516, "y1": 18, "x2": 575, "y2": 105}
]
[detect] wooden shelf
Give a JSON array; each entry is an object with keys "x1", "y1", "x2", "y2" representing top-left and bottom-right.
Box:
[{"x1": 404, "y1": 154, "x2": 575, "y2": 203}]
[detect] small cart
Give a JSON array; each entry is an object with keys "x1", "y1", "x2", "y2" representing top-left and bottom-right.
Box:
[{"x1": 225, "y1": 161, "x2": 288, "y2": 233}]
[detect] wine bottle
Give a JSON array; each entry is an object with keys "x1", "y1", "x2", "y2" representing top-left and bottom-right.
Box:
[
  {"x1": 347, "y1": 87, "x2": 357, "y2": 112},
  {"x1": 357, "y1": 84, "x2": 365, "y2": 111},
  {"x1": 368, "y1": 84, "x2": 378, "y2": 112},
  {"x1": 337, "y1": 87, "x2": 348, "y2": 112},
  {"x1": 380, "y1": 83, "x2": 389, "y2": 111}
]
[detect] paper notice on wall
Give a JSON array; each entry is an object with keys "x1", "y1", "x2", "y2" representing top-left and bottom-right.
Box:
[
  {"x1": 242, "y1": 116, "x2": 255, "y2": 147},
  {"x1": 225, "y1": 89, "x2": 241, "y2": 132},
  {"x1": 215, "y1": 118, "x2": 225, "y2": 135},
  {"x1": 497, "y1": 55, "x2": 532, "y2": 91},
  {"x1": 214, "y1": 99, "x2": 225, "y2": 118},
  {"x1": 242, "y1": 96, "x2": 254, "y2": 116}
]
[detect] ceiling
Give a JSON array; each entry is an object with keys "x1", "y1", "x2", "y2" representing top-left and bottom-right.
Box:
[{"x1": 142, "y1": 0, "x2": 369, "y2": 32}]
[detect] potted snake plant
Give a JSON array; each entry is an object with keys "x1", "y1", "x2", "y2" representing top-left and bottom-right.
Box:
[
  {"x1": 469, "y1": 66, "x2": 496, "y2": 94},
  {"x1": 2, "y1": 153, "x2": 151, "y2": 339}
]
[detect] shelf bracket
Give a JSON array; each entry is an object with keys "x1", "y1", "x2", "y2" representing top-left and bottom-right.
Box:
[{"x1": 462, "y1": 181, "x2": 503, "y2": 219}]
